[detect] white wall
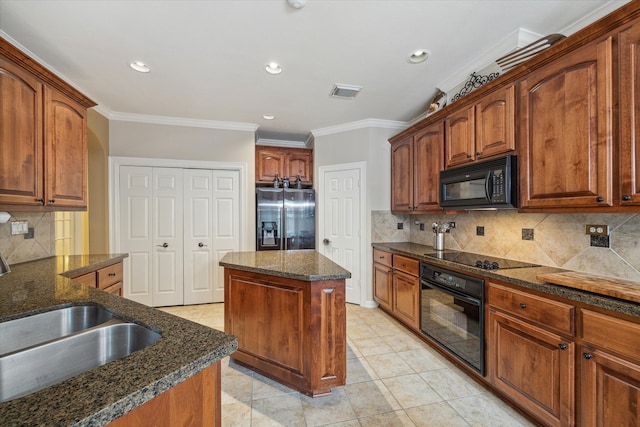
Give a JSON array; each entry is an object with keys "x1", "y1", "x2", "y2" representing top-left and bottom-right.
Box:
[
  {"x1": 109, "y1": 120, "x2": 256, "y2": 250},
  {"x1": 314, "y1": 125, "x2": 399, "y2": 306}
]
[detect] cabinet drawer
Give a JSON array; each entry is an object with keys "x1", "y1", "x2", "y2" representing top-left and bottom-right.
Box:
[
  {"x1": 582, "y1": 309, "x2": 640, "y2": 361},
  {"x1": 393, "y1": 255, "x2": 420, "y2": 276},
  {"x1": 489, "y1": 283, "x2": 575, "y2": 335},
  {"x1": 72, "y1": 271, "x2": 97, "y2": 288},
  {"x1": 97, "y1": 263, "x2": 123, "y2": 290},
  {"x1": 373, "y1": 249, "x2": 392, "y2": 268}
]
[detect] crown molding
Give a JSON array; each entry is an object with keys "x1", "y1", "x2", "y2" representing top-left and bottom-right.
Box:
[
  {"x1": 560, "y1": 0, "x2": 631, "y2": 36},
  {"x1": 256, "y1": 138, "x2": 309, "y2": 148},
  {"x1": 311, "y1": 118, "x2": 408, "y2": 137},
  {"x1": 109, "y1": 112, "x2": 259, "y2": 131}
]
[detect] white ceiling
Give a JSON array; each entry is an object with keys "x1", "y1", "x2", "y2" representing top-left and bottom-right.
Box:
[{"x1": 0, "y1": 0, "x2": 629, "y2": 141}]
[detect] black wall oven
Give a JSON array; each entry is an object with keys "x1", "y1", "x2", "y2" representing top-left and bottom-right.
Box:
[{"x1": 420, "y1": 262, "x2": 485, "y2": 375}]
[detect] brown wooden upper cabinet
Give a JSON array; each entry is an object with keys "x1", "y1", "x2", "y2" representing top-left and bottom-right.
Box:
[
  {"x1": 391, "y1": 121, "x2": 444, "y2": 214},
  {"x1": 0, "y1": 37, "x2": 94, "y2": 210},
  {"x1": 445, "y1": 85, "x2": 516, "y2": 168},
  {"x1": 619, "y1": 17, "x2": 640, "y2": 206},
  {"x1": 519, "y1": 37, "x2": 614, "y2": 209},
  {"x1": 255, "y1": 145, "x2": 313, "y2": 186}
]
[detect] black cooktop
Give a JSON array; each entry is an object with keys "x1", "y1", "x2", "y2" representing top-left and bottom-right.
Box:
[{"x1": 424, "y1": 250, "x2": 539, "y2": 270}]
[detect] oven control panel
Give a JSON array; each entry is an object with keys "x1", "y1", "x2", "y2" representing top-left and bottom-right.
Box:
[{"x1": 433, "y1": 271, "x2": 467, "y2": 290}]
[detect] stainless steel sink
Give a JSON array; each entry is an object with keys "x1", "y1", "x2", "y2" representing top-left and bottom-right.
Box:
[
  {"x1": 0, "y1": 305, "x2": 116, "y2": 355},
  {"x1": 0, "y1": 322, "x2": 161, "y2": 403}
]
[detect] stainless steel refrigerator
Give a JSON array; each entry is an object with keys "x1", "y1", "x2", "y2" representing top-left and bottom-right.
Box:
[{"x1": 256, "y1": 188, "x2": 315, "y2": 251}]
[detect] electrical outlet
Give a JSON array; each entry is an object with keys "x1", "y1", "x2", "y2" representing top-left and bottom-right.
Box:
[
  {"x1": 585, "y1": 224, "x2": 609, "y2": 236},
  {"x1": 10, "y1": 221, "x2": 28, "y2": 235},
  {"x1": 476, "y1": 226, "x2": 484, "y2": 236}
]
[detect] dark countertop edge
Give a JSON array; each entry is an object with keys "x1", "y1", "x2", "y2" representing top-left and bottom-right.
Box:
[
  {"x1": 0, "y1": 255, "x2": 238, "y2": 426},
  {"x1": 219, "y1": 261, "x2": 351, "y2": 281},
  {"x1": 59, "y1": 254, "x2": 129, "y2": 278},
  {"x1": 373, "y1": 242, "x2": 640, "y2": 318},
  {"x1": 82, "y1": 341, "x2": 238, "y2": 427}
]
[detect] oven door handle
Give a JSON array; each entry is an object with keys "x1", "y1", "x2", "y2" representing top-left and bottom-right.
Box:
[{"x1": 421, "y1": 279, "x2": 481, "y2": 306}]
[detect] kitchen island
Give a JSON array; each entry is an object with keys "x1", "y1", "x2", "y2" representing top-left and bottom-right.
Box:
[
  {"x1": 0, "y1": 255, "x2": 237, "y2": 426},
  {"x1": 220, "y1": 250, "x2": 351, "y2": 397}
]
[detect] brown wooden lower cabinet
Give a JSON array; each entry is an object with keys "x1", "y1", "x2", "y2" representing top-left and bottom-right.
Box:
[
  {"x1": 224, "y1": 267, "x2": 346, "y2": 397},
  {"x1": 108, "y1": 362, "x2": 220, "y2": 427},
  {"x1": 392, "y1": 269, "x2": 420, "y2": 330},
  {"x1": 488, "y1": 309, "x2": 575, "y2": 427},
  {"x1": 68, "y1": 261, "x2": 123, "y2": 296}
]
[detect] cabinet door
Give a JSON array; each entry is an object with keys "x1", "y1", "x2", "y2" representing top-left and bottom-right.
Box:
[
  {"x1": 287, "y1": 150, "x2": 313, "y2": 185},
  {"x1": 475, "y1": 84, "x2": 515, "y2": 160},
  {"x1": 581, "y1": 346, "x2": 640, "y2": 427},
  {"x1": 445, "y1": 105, "x2": 475, "y2": 168},
  {"x1": 392, "y1": 270, "x2": 420, "y2": 330},
  {"x1": 519, "y1": 37, "x2": 614, "y2": 209},
  {"x1": 390, "y1": 135, "x2": 414, "y2": 213},
  {"x1": 620, "y1": 20, "x2": 640, "y2": 206},
  {"x1": 0, "y1": 56, "x2": 43, "y2": 206},
  {"x1": 488, "y1": 309, "x2": 575, "y2": 427},
  {"x1": 373, "y1": 262, "x2": 392, "y2": 311},
  {"x1": 256, "y1": 147, "x2": 286, "y2": 184},
  {"x1": 413, "y1": 122, "x2": 444, "y2": 213},
  {"x1": 44, "y1": 87, "x2": 87, "y2": 208}
]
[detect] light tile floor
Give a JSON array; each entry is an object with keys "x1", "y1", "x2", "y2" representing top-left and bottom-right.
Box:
[{"x1": 159, "y1": 303, "x2": 534, "y2": 427}]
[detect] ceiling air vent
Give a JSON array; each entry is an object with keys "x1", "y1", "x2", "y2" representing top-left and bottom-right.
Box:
[{"x1": 330, "y1": 84, "x2": 362, "y2": 99}]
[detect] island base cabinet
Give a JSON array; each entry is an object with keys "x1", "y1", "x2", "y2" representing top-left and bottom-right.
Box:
[
  {"x1": 108, "y1": 362, "x2": 221, "y2": 427},
  {"x1": 224, "y1": 268, "x2": 346, "y2": 397},
  {"x1": 488, "y1": 309, "x2": 575, "y2": 427}
]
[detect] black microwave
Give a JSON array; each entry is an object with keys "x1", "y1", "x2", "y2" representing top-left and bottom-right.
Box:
[{"x1": 439, "y1": 156, "x2": 517, "y2": 209}]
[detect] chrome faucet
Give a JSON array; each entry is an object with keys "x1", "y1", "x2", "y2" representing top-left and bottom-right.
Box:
[{"x1": 0, "y1": 252, "x2": 10, "y2": 276}]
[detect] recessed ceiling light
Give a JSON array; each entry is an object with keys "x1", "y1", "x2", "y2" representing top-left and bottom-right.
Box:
[
  {"x1": 130, "y1": 60, "x2": 151, "y2": 73},
  {"x1": 407, "y1": 49, "x2": 430, "y2": 64},
  {"x1": 262, "y1": 114, "x2": 275, "y2": 120},
  {"x1": 265, "y1": 62, "x2": 282, "y2": 74}
]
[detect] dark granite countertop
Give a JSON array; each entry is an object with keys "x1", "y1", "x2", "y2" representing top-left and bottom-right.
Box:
[
  {"x1": 219, "y1": 250, "x2": 351, "y2": 281},
  {"x1": 373, "y1": 242, "x2": 640, "y2": 319},
  {"x1": 0, "y1": 255, "x2": 238, "y2": 426}
]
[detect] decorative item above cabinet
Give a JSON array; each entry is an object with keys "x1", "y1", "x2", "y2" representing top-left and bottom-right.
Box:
[
  {"x1": 0, "y1": 37, "x2": 96, "y2": 211},
  {"x1": 255, "y1": 145, "x2": 313, "y2": 187}
]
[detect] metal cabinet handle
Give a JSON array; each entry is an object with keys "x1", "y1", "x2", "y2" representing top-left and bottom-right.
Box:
[
  {"x1": 622, "y1": 195, "x2": 631, "y2": 201},
  {"x1": 108, "y1": 272, "x2": 116, "y2": 277},
  {"x1": 48, "y1": 199, "x2": 55, "y2": 203},
  {"x1": 596, "y1": 196, "x2": 604, "y2": 202},
  {"x1": 583, "y1": 353, "x2": 593, "y2": 360},
  {"x1": 157, "y1": 243, "x2": 169, "y2": 248},
  {"x1": 36, "y1": 198, "x2": 45, "y2": 205},
  {"x1": 519, "y1": 303, "x2": 527, "y2": 309},
  {"x1": 558, "y1": 343, "x2": 567, "y2": 350},
  {"x1": 198, "y1": 242, "x2": 207, "y2": 247}
]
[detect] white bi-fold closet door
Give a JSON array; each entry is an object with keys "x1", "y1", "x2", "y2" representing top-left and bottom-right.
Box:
[{"x1": 119, "y1": 166, "x2": 240, "y2": 307}]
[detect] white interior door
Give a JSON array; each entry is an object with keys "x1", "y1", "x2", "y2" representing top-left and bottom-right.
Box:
[
  {"x1": 212, "y1": 169, "x2": 241, "y2": 302},
  {"x1": 152, "y1": 168, "x2": 184, "y2": 307},
  {"x1": 183, "y1": 169, "x2": 214, "y2": 305},
  {"x1": 319, "y1": 164, "x2": 364, "y2": 304},
  {"x1": 119, "y1": 166, "x2": 153, "y2": 306}
]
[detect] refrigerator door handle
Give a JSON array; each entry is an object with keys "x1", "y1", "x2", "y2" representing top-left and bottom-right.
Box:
[{"x1": 282, "y1": 206, "x2": 286, "y2": 250}]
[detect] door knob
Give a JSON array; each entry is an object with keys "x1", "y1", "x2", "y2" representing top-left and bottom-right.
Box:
[
  {"x1": 198, "y1": 242, "x2": 207, "y2": 248},
  {"x1": 156, "y1": 243, "x2": 169, "y2": 248},
  {"x1": 323, "y1": 238, "x2": 331, "y2": 245}
]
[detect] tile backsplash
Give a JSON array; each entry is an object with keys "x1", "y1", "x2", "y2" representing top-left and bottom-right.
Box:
[
  {"x1": 372, "y1": 210, "x2": 640, "y2": 282},
  {"x1": 0, "y1": 212, "x2": 55, "y2": 264}
]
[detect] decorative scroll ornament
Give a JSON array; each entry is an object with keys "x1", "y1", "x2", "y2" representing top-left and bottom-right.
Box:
[{"x1": 450, "y1": 71, "x2": 500, "y2": 102}]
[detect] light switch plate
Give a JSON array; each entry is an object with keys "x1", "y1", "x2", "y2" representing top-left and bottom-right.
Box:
[{"x1": 10, "y1": 221, "x2": 28, "y2": 235}]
